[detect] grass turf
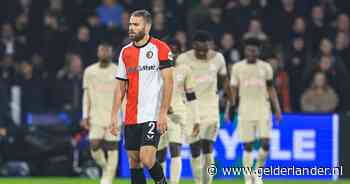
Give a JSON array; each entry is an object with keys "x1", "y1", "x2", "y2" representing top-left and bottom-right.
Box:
[{"x1": 0, "y1": 178, "x2": 349, "y2": 184}]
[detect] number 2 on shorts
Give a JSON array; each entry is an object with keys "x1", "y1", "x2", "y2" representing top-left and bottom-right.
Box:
[{"x1": 148, "y1": 122, "x2": 155, "y2": 135}]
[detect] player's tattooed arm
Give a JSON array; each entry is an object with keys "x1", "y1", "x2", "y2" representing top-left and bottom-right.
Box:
[{"x1": 267, "y1": 80, "x2": 282, "y2": 123}]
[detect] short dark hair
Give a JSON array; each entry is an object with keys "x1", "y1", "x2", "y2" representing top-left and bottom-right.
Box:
[
  {"x1": 243, "y1": 38, "x2": 262, "y2": 48},
  {"x1": 131, "y1": 9, "x2": 152, "y2": 24},
  {"x1": 98, "y1": 42, "x2": 113, "y2": 48},
  {"x1": 193, "y1": 30, "x2": 212, "y2": 42}
]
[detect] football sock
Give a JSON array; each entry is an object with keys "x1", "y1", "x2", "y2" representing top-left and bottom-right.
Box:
[
  {"x1": 170, "y1": 156, "x2": 182, "y2": 184},
  {"x1": 191, "y1": 156, "x2": 202, "y2": 184},
  {"x1": 202, "y1": 153, "x2": 214, "y2": 184},
  {"x1": 243, "y1": 151, "x2": 254, "y2": 180},
  {"x1": 131, "y1": 168, "x2": 146, "y2": 184},
  {"x1": 148, "y1": 161, "x2": 167, "y2": 184},
  {"x1": 256, "y1": 148, "x2": 268, "y2": 169},
  {"x1": 161, "y1": 161, "x2": 166, "y2": 176},
  {"x1": 103, "y1": 150, "x2": 118, "y2": 182},
  {"x1": 91, "y1": 148, "x2": 106, "y2": 168}
]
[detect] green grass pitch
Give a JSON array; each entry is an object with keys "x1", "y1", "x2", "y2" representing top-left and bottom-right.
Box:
[{"x1": 0, "y1": 178, "x2": 350, "y2": 184}]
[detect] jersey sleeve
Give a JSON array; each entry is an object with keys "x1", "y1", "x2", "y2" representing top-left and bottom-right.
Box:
[
  {"x1": 230, "y1": 64, "x2": 239, "y2": 87},
  {"x1": 265, "y1": 63, "x2": 274, "y2": 81},
  {"x1": 217, "y1": 53, "x2": 227, "y2": 76},
  {"x1": 183, "y1": 65, "x2": 196, "y2": 90},
  {"x1": 158, "y1": 41, "x2": 174, "y2": 70},
  {"x1": 116, "y1": 50, "x2": 128, "y2": 80},
  {"x1": 83, "y1": 69, "x2": 90, "y2": 89}
]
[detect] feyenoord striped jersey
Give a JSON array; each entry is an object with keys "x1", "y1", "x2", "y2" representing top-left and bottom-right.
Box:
[{"x1": 116, "y1": 37, "x2": 173, "y2": 125}]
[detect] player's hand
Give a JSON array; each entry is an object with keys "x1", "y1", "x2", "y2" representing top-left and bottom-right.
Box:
[
  {"x1": 275, "y1": 111, "x2": 282, "y2": 124},
  {"x1": 110, "y1": 114, "x2": 120, "y2": 136},
  {"x1": 80, "y1": 118, "x2": 90, "y2": 130},
  {"x1": 192, "y1": 123, "x2": 200, "y2": 137},
  {"x1": 157, "y1": 112, "x2": 168, "y2": 135}
]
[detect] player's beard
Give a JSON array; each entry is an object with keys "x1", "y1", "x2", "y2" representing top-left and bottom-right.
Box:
[
  {"x1": 247, "y1": 56, "x2": 257, "y2": 63},
  {"x1": 99, "y1": 58, "x2": 110, "y2": 67},
  {"x1": 129, "y1": 30, "x2": 146, "y2": 42}
]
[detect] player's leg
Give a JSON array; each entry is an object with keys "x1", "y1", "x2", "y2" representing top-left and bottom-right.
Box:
[
  {"x1": 157, "y1": 131, "x2": 169, "y2": 174},
  {"x1": 238, "y1": 120, "x2": 256, "y2": 184},
  {"x1": 256, "y1": 138, "x2": 269, "y2": 169},
  {"x1": 256, "y1": 119, "x2": 272, "y2": 169},
  {"x1": 128, "y1": 151, "x2": 146, "y2": 184},
  {"x1": 169, "y1": 143, "x2": 182, "y2": 184},
  {"x1": 125, "y1": 124, "x2": 146, "y2": 184},
  {"x1": 89, "y1": 126, "x2": 106, "y2": 168},
  {"x1": 189, "y1": 140, "x2": 202, "y2": 184},
  {"x1": 168, "y1": 119, "x2": 183, "y2": 184},
  {"x1": 139, "y1": 121, "x2": 167, "y2": 183},
  {"x1": 100, "y1": 129, "x2": 121, "y2": 184},
  {"x1": 157, "y1": 147, "x2": 168, "y2": 174},
  {"x1": 254, "y1": 119, "x2": 272, "y2": 184},
  {"x1": 201, "y1": 123, "x2": 219, "y2": 184}
]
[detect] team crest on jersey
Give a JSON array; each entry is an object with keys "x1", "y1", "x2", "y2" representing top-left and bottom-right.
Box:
[{"x1": 146, "y1": 51, "x2": 153, "y2": 59}]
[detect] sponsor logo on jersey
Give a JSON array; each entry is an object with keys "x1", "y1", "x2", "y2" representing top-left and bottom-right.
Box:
[{"x1": 127, "y1": 65, "x2": 159, "y2": 73}]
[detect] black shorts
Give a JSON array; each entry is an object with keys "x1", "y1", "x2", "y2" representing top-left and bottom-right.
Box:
[{"x1": 124, "y1": 121, "x2": 161, "y2": 151}]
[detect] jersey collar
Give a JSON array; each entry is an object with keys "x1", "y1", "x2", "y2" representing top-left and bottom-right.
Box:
[{"x1": 133, "y1": 36, "x2": 152, "y2": 48}]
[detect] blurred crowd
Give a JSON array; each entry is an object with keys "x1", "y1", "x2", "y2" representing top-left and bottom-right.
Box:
[{"x1": 0, "y1": 0, "x2": 350, "y2": 131}]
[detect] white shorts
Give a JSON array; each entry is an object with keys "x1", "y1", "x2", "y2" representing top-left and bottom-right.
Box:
[
  {"x1": 89, "y1": 125, "x2": 121, "y2": 142},
  {"x1": 237, "y1": 119, "x2": 272, "y2": 143},
  {"x1": 158, "y1": 114, "x2": 185, "y2": 150},
  {"x1": 186, "y1": 122, "x2": 219, "y2": 144}
]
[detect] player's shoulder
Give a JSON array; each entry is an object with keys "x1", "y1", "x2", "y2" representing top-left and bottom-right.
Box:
[
  {"x1": 176, "y1": 50, "x2": 194, "y2": 64},
  {"x1": 176, "y1": 63, "x2": 191, "y2": 72},
  {"x1": 120, "y1": 42, "x2": 134, "y2": 53},
  {"x1": 110, "y1": 62, "x2": 118, "y2": 69},
  {"x1": 257, "y1": 59, "x2": 272, "y2": 68},
  {"x1": 150, "y1": 37, "x2": 169, "y2": 48},
  {"x1": 233, "y1": 59, "x2": 246, "y2": 67},
  {"x1": 84, "y1": 62, "x2": 99, "y2": 73},
  {"x1": 178, "y1": 50, "x2": 194, "y2": 59}
]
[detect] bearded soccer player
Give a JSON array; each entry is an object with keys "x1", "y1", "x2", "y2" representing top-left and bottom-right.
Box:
[
  {"x1": 230, "y1": 38, "x2": 282, "y2": 184},
  {"x1": 176, "y1": 31, "x2": 231, "y2": 184},
  {"x1": 110, "y1": 10, "x2": 173, "y2": 184},
  {"x1": 157, "y1": 40, "x2": 200, "y2": 184},
  {"x1": 81, "y1": 43, "x2": 120, "y2": 184}
]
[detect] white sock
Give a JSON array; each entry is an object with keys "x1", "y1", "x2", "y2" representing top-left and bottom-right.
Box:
[
  {"x1": 161, "y1": 161, "x2": 166, "y2": 177},
  {"x1": 243, "y1": 151, "x2": 253, "y2": 180},
  {"x1": 91, "y1": 149, "x2": 107, "y2": 168},
  {"x1": 103, "y1": 150, "x2": 118, "y2": 183},
  {"x1": 256, "y1": 148, "x2": 268, "y2": 169},
  {"x1": 191, "y1": 156, "x2": 202, "y2": 184},
  {"x1": 202, "y1": 153, "x2": 214, "y2": 184},
  {"x1": 170, "y1": 157, "x2": 182, "y2": 184}
]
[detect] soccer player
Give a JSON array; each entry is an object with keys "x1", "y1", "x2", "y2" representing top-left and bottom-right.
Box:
[
  {"x1": 157, "y1": 40, "x2": 200, "y2": 184},
  {"x1": 81, "y1": 43, "x2": 120, "y2": 184},
  {"x1": 110, "y1": 10, "x2": 173, "y2": 184},
  {"x1": 230, "y1": 38, "x2": 282, "y2": 184},
  {"x1": 176, "y1": 31, "x2": 231, "y2": 184}
]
